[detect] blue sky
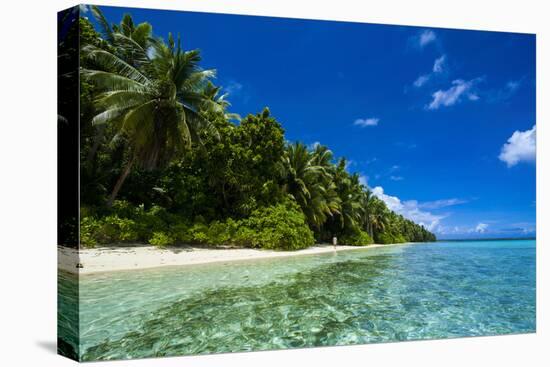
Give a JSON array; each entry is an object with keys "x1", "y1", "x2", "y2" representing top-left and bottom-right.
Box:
[{"x1": 87, "y1": 5, "x2": 536, "y2": 239}]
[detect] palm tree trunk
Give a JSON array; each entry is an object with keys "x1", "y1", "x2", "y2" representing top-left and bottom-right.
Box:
[
  {"x1": 86, "y1": 125, "x2": 106, "y2": 165},
  {"x1": 107, "y1": 155, "x2": 136, "y2": 207},
  {"x1": 369, "y1": 221, "x2": 373, "y2": 238}
]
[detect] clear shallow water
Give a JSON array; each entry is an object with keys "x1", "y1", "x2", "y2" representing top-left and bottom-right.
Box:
[{"x1": 58, "y1": 240, "x2": 536, "y2": 361}]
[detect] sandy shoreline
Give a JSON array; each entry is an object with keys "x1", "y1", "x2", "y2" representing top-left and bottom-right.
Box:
[{"x1": 58, "y1": 243, "x2": 412, "y2": 275}]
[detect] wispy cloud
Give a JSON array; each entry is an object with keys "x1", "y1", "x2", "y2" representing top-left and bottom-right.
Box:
[
  {"x1": 426, "y1": 78, "x2": 481, "y2": 110},
  {"x1": 499, "y1": 125, "x2": 536, "y2": 167},
  {"x1": 394, "y1": 142, "x2": 417, "y2": 149},
  {"x1": 365, "y1": 157, "x2": 378, "y2": 165},
  {"x1": 436, "y1": 222, "x2": 536, "y2": 238},
  {"x1": 372, "y1": 164, "x2": 403, "y2": 182},
  {"x1": 474, "y1": 222, "x2": 489, "y2": 233},
  {"x1": 413, "y1": 74, "x2": 430, "y2": 88},
  {"x1": 488, "y1": 79, "x2": 522, "y2": 103},
  {"x1": 225, "y1": 80, "x2": 243, "y2": 95},
  {"x1": 418, "y1": 198, "x2": 468, "y2": 210},
  {"x1": 354, "y1": 117, "x2": 379, "y2": 127},
  {"x1": 433, "y1": 55, "x2": 446, "y2": 73},
  {"x1": 359, "y1": 175, "x2": 369, "y2": 187},
  {"x1": 507, "y1": 80, "x2": 521, "y2": 92},
  {"x1": 372, "y1": 186, "x2": 446, "y2": 231},
  {"x1": 417, "y1": 30, "x2": 437, "y2": 48},
  {"x1": 412, "y1": 55, "x2": 446, "y2": 88}
]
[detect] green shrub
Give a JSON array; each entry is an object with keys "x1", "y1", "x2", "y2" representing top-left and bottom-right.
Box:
[
  {"x1": 375, "y1": 231, "x2": 401, "y2": 244},
  {"x1": 171, "y1": 221, "x2": 191, "y2": 242},
  {"x1": 206, "y1": 220, "x2": 235, "y2": 246},
  {"x1": 110, "y1": 200, "x2": 138, "y2": 218},
  {"x1": 80, "y1": 216, "x2": 100, "y2": 248},
  {"x1": 134, "y1": 211, "x2": 165, "y2": 239},
  {"x1": 79, "y1": 202, "x2": 171, "y2": 247},
  {"x1": 99, "y1": 215, "x2": 139, "y2": 243},
  {"x1": 188, "y1": 223, "x2": 209, "y2": 243},
  {"x1": 148, "y1": 231, "x2": 175, "y2": 247},
  {"x1": 393, "y1": 234, "x2": 407, "y2": 244},
  {"x1": 79, "y1": 200, "x2": 315, "y2": 251},
  {"x1": 80, "y1": 215, "x2": 139, "y2": 246},
  {"x1": 239, "y1": 200, "x2": 314, "y2": 250},
  {"x1": 339, "y1": 230, "x2": 373, "y2": 246}
]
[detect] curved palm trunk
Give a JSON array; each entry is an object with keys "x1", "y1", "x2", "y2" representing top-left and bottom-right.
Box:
[
  {"x1": 86, "y1": 125, "x2": 106, "y2": 166},
  {"x1": 107, "y1": 154, "x2": 136, "y2": 207}
]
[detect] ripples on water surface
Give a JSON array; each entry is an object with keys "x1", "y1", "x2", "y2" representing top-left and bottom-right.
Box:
[{"x1": 58, "y1": 240, "x2": 536, "y2": 361}]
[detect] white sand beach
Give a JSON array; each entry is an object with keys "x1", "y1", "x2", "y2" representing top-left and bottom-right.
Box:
[{"x1": 58, "y1": 243, "x2": 406, "y2": 274}]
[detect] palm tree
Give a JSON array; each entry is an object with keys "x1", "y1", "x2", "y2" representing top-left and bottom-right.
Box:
[
  {"x1": 90, "y1": 6, "x2": 151, "y2": 51},
  {"x1": 84, "y1": 7, "x2": 153, "y2": 165},
  {"x1": 200, "y1": 81, "x2": 241, "y2": 122},
  {"x1": 307, "y1": 145, "x2": 341, "y2": 228},
  {"x1": 82, "y1": 31, "x2": 223, "y2": 206},
  {"x1": 280, "y1": 143, "x2": 340, "y2": 230},
  {"x1": 366, "y1": 195, "x2": 390, "y2": 238},
  {"x1": 332, "y1": 159, "x2": 364, "y2": 233}
]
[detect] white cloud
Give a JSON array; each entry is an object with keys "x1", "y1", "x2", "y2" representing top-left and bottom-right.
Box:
[
  {"x1": 433, "y1": 55, "x2": 446, "y2": 73},
  {"x1": 365, "y1": 157, "x2": 378, "y2": 165},
  {"x1": 418, "y1": 198, "x2": 468, "y2": 210},
  {"x1": 498, "y1": 125, "x2": 536, "y2": 167},
  {"x1": 354, "y1": 118, "x2": 379, "y2": 127},
  {"x1": 359, "y1": 175, "x2": 369, "y2": 187},
  {"x1": 475, "y1": 223, "x2": 489, "y2": 233},
  {"x1": 413, "y1": 55, "x2": 446, "y2": 89},
  {"x1": 418, "y1": 30, "x2": 436, "y2": 48},
  {"x1": 390, "y1": 176, "x2": 404, "y2": 181},
  {"x1": 413, "y1": 74, "x2": 430, "y2": 88},
  {"x1": 507, "y1": 80, "x2": 521, "y2": 92},
  {"x1": 372, "y1": 187, "x2": 401, "y2": 212},
  {"x1": 427, "y1": 79, "x2": 480, "y2": 110},
  {"x1": 436, "y1": 221, "x2": 536, "y2": 238},
  {"x1": 371, "y1": 186, "x2": 445, "y2": 231},
  {"x1": 488, "y1": 79, "x2": 522, "y2": 103},
  {"x1": 225, "y1": 81, "x2": 243, "y2": 95}
]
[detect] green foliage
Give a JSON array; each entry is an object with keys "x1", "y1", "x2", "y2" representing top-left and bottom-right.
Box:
[
  {"x1": 176, "y1": 201, "x2": 314, "y2": 250},
  {"x1": 80, "y1": 216, "x2": 100, "y2": 248},
  {"x1": 339, "y1": 230, "x2": 374, "y2": 246},
  {"x1": 80, "y1": 215, "x2": 138, "y2": 248},
  {"x1": 80, "y1": 199, "x2": 314, "y2": 251},
  {"x1": 99, "y1": 215, "x2": 139, "y2": 243},
  {"x1": 79, "y1": 201, "x2": 166, "y2": 248},
  {"x1": 238, "y1": 200, "x2": 315, "y2": 250},
  {"x1": 375, "y1": 231, "x2": 407, "y2": 245},
  {"x1": 148, "y1": 232, "x2": 175, "y2": 247},
  {"x1": 281, "y1": 143, "x2": 341, "y2": 231}
]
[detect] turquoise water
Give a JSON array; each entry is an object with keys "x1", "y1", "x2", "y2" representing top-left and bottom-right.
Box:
[{"x1": 58, "y1": 240, "x2": 536, "y2": 361}]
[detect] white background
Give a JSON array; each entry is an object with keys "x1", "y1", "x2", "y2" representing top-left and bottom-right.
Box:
[{"x1": 0, "y1": 0, "x2": 547, "y2": 366}]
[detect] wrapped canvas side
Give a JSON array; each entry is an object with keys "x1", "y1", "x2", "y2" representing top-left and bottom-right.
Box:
[{"x1": 57, "y1": 5, "x2": 81, "y2": 362}]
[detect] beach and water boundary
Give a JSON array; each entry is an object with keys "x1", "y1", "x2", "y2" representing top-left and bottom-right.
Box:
[{"x1": 58, "y1": 243, "x2": 416, "y2": 275}]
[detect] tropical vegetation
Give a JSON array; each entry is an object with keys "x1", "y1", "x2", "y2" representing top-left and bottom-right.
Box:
[{"x1": 73, "y1": 7, "x2": 435, "y2": 249}]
